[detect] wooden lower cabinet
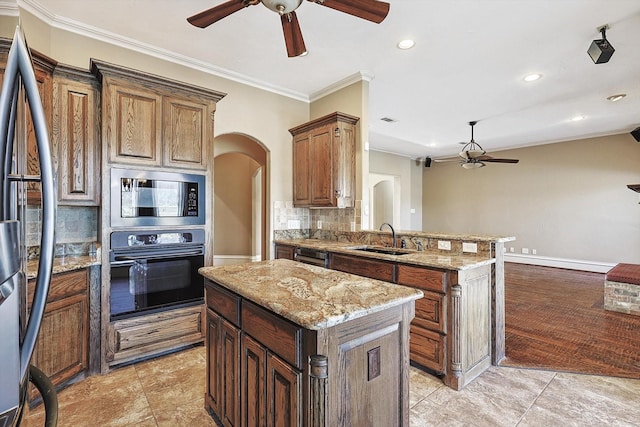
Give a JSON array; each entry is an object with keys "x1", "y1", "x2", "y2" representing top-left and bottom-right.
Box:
[
  {"x1": 329, "y1": 252, "x2": 395, "y2": 282},
  {"x1": 28, "y1": 269, "x2": 89, "y2": 402},
  {"x1": 205, "y1": 279, "x2": 413, "y2": 426},
  {"x1": 241, "y1": 334, "x2": 300, "y2": 427},
  {"x1": 107, "y1": 304, "x2": 205, "y2": 366},
  {"x1": 274, "y1": 244, "x2": 295, "y2": 260}
]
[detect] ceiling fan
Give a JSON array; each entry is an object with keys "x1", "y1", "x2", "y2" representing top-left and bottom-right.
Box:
[
  {"x1": 187, "y1": 0, "x2": 391, "y2": 57},
  {"x1": 433, "y1": 121, "x2": 520, "y2": 169}
]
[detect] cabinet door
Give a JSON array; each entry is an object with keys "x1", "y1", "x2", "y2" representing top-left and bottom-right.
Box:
[
  {"x1": 163, "y1": 95, "x2": 210, "y2": 170},
  {"x1": 25, "y1": 66, "x2": 53, "y2": 204},
  {"x1": 292, "y1": 133, "x2": 310, "y2": 206},
  {"x1": 28, "y1": 270, "x2": 89, "y2": 401},
  {"x1": 54, "y1": 78, "x2": 100, "y2": 205},
  {"x1": 267, "y1": 353, "x2": 301, "y2": 427},
  {"x1": 241, "y1": 334, "x2": 267, "y2": 427},
  {"x1": 206, "y1": 309, "x2": 223, "y2": 416},
  {"x1": 309, "y1": 124, "x2": 333, "y2": 206},
  {"x1": 220, "y1": 318, "x2": 241, "y2": 427},
  {"x1": 274, "y1": 244, "x2": 294, "y2": 260},
  {"x1": 104, "y1": 79, "x2": 162, "y2": 166}
]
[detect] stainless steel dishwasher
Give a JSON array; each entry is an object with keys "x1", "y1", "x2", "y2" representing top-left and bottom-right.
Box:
[{"x1": 294, "y1": 247, "x2": 329, "y2": 268}]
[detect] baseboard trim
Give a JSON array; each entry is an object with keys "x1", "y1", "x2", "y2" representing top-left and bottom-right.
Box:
[
  {"x1": 504, "y1": 253, "x2": 616, "y2": 273},
  {"x1": 213, "y1": 255, "x2": 261, "y2": 266}
]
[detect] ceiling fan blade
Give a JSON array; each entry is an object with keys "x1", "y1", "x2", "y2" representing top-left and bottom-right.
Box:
[
  {"x1": 482, "y1": 158, "x2": 519, "y2": 164},
  {"x1": 187, "y1": 0, "x2": 250, "y2": 28},
  {"x1": 312, "y1": 0, "x2": 390, "y2": 23},
  {"x1": 281, "y1": 11, "x2": 307, "y2": 57},
  {"x1": 433, "y1": 158, "x2": 460, "y2": 163}
]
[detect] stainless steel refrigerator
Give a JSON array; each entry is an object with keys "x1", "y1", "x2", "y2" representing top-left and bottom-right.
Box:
[{"x1": 0, "y1": 26, "x2": 57, "y2": 426}]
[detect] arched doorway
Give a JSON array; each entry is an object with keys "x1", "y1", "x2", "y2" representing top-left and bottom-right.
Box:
[{"x1": 213, "y1": 134, "x2": 269, "y2": 266}]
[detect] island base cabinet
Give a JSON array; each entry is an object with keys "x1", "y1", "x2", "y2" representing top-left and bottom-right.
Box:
[
  {"x1": 205, "y1": 279, "x2": 414, "y2": 426},
  {"x1": 241, "y1": 334, "x2": 301, "y2": 427},
  {"x1": 206, "y1": 309, "x2": 241, "y2": 427}
]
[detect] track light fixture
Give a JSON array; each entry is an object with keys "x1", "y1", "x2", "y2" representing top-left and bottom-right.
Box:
[{"x1": 588, "y1": 24, "x2": 615, "y2": 64}]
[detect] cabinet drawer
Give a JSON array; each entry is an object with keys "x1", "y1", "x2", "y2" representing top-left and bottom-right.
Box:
[
  {"x1": 330, "y1": 253, "x2": 395, "y2": 282},
  {"x1": 413, "y1": 291, "x2": 446, "y2": 333},
  {"x1": 396, "y1": 265, "x2": 445, "y2": 293},
  {"x1": 28, "y1": 269, "x2": 87, "y2": 307},
  {"x1": 242, "y1": 300, "x2": 302, "y2": 369},
  {"x1": 206, "y1": 281, "x2": 241, "y2": 326},
  {"x1": 410, "y1": 325, "x2": 445, "y2": 373}
]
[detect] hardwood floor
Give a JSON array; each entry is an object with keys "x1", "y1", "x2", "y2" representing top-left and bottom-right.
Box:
[{"x1": 502, "y1": 262, "x2": 640, "y2": 379}]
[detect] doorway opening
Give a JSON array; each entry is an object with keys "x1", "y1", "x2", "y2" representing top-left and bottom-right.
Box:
[
  {"x1": 369, "y1": 173, "x2": 400, "y2": 229},
  {"x1": 213, "y1": 134, "x2": 269, "y2": 266}
]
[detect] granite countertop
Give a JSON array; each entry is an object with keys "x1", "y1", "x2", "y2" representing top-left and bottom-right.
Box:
[
  {"x1": 275, "y1": 239, "x2": 496, "y2": 271},
  {"x1": 199, "y1": 259, "x2": 423, "y2": 331},
  {"x1": 26, "y1": 254, "x2": 101, "y2": 279}
]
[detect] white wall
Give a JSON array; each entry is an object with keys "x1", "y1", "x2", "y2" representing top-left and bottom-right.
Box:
[{"x1": 422, "y1": 134, "x2": 640, "y2": 265}]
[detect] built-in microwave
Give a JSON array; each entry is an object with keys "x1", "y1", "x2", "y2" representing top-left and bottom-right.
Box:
[{"x1": 110, "y1": 168, "x2": 205, "y2": 227}]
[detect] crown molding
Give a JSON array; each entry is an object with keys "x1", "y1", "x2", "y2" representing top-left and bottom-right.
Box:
[
  {"x1": 0, "y1": 1, "x2": 19, "y2": 16},
  {"x1": 309, "y1": 71, "x2": 374, "y2": 102}
]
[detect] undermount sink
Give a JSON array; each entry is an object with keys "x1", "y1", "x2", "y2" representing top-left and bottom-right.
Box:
[{"x1": 349, "y1": 246, "x2": 412, "y2": 256}]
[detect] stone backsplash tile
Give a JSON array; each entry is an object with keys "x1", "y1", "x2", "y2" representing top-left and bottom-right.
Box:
[{"x1": 26, "y1": 206, "x2": 98, "y2": 255}]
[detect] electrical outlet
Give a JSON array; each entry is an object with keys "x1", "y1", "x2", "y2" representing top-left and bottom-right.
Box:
[
  {"x1": 437, "y1": 240, "x2": 451, "y2": 250},
  {"x1": 522, "y1": 248, "x2": 529, "y2": 254},
  {"x1": 462, "y1": 242, "x2": 478, "y2": 253},
  {"x1": 532, "y1": 249, "x2": 537, "y2": 255},
  {"x1": 510, "y1": 247, "x2": 515, "y2": 253},
  {"x1": 316, "y1": 220, "x2": 322, "y2": 229}
]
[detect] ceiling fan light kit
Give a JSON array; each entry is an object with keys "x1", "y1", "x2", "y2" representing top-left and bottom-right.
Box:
[
  {"x1": 588, "y1": 24, "x2": 615, "y2": 64},
  {"x1": 187, "y1": 0, "x2": 390, "y2": 57}
]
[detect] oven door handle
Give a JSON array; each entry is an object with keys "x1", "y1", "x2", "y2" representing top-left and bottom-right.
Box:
[{"x1": 114, "y1": 250, "x2": 203, "y2": 262}]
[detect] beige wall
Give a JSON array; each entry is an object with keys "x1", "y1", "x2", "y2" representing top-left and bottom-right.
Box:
[
  {"x1": 214, "y1": 153, "x2": 260, "y2": 256},
  {"x1": 422, "y1": 134, "x2": 640, "y2": 264},
  {"x1": 369, "y1": 150, "x2": 423, "y2": 231}
]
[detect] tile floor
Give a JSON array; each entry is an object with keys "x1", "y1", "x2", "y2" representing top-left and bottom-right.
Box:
[{"x1": 24, "y1": 345, "x2": 640, "y2": 426}]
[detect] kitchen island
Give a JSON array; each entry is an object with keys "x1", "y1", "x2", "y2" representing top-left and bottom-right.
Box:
[{"x1": 199, "y1": 259, "x2": 422, "y2": 427}]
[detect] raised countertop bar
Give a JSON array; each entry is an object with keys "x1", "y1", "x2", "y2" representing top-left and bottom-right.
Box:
[
  {"x1": 275, "y1": 238, "x2": 496, "y2": 270},
  {"x1": 199, "y1": 259, "x2": 423, "y2": 330}
]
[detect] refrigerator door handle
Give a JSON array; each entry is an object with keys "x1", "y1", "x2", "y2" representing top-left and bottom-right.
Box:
[{"x1": 0, "y1": 26, "x2": 57, "y2": 383}]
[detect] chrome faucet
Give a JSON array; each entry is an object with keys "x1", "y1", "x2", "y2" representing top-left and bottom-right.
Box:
[{"x1": 379, "y1": 222, "x2": 396, "y2": 248}]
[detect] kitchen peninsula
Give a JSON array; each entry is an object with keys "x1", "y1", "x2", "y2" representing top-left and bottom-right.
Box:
[
  {"x1": 199, "y1": 259, "x2": 422, "y2": 426},
  {"x1": 275, "y1": 230, "x2": 514, "y2": 390}
]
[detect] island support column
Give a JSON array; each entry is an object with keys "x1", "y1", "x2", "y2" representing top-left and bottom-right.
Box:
[{"x1": 309, "y1": 355, "x2": 328, "y2": 427}]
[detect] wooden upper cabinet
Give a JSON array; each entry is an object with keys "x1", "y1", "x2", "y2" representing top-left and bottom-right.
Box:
[
  {"x1": 26, "y1": 53, "x2": 56, "y2": 204},
  {"x1": 91, "y1": 59, "x2": 224, "y2": 170},
  {"x1": 289, "y1": 112, "x2": 359, "y2": 208},
  {"x1": 53, "y1": 66, "x2": 101, "y2": 205},
  {"x1": 163, "y1": 95, "x2": 209, "y2": 169},
  {"x1": 104, "y1": 79, "x2": 163, "y2": 166}
]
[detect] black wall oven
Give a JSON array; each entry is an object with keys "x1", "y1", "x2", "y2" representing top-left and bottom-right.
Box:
[{"x1": 109, "y1": 229, "x2": 205, "y2": 320}]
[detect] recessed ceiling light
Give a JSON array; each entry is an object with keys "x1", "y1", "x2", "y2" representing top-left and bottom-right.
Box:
[
  {"x1": 570, "y1": 115, "x2": 586, "y2": 122},
  {"x1": 397, "y1": 39, "x2": 415, "y2": 50},
  {"x1": 523, "y1": 73, "x2": 542, "y2": 82},
  {"x1": 606, "y1": 93, "x2": 626, "y2": 102}
]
